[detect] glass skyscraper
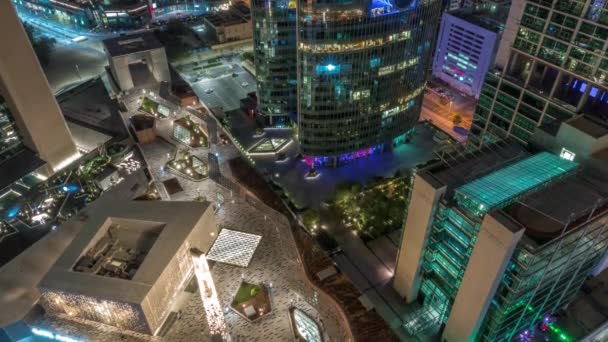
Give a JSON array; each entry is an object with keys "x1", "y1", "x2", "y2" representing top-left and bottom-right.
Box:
[
  {"x1": 469, "y1": 0, "x2": 608, "y2": 148},
  {"x1": 394, "y1": 139, "x2": 608, "y2": 341},
  {"x1": 297, "y1": 0, "x2": 442, "y2": 165},
  {"x1": 252, "y1": 0, "x2": 298, "y2": 126}
]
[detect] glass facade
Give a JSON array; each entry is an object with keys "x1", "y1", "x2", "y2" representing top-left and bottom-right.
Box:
[
  {"x1": 0, "y1": 93, "x2": 24, "y2": 165},
  {"x1": 480, "y1": 215, "x2": 608, "y2": 341},
  {"x1": 413, "y1": 152, "x2": 608, "y2": 341},
  {"x1": 297, "y1": 0, "x2": 441, "y2": 158},
  {"x1": 469, "y1": 0, "x2": 608, "y2": 148},
  {"x1": 252, "y1": 0, "x2": 297, "y2": 125}
]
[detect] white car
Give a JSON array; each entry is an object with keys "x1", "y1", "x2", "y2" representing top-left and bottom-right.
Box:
[{"x1": 241, "y1": 82, "x2": 249, "y2": 87}]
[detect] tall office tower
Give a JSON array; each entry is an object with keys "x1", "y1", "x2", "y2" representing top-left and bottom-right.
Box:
[
  {"x1": 0, "y1": 2, "x2": 78, "y2": 190},
  {"x1": 251, "y1": 0, "x2": 298, "y2": 126},
  {"x1": 296, "y1": 0, "x2": 442, "y2": 166},
  {"x1": 468, "y1": 0, "x2": 608, "y2": 149},
  {"x1": 393, "y1": 115, "x2": 608, "y2": 341}
]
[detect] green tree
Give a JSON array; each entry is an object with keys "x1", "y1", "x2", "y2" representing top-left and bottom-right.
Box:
[
  {"x1": 301, "y1": 209, "x2": 320, "y2": 229},
  {"x1": 22, "y1": 22, "x2": 56, "y2": 67},
  {"x1": 452, "y1": 113, "x2": 462, "y2": 125}
]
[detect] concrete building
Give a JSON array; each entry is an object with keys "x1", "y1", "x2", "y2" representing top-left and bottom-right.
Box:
[
  {"x1": 204, "y1": 3, "x2": 252, "y2": 44},
  {"x1": 103, "y1": 32, "x2": 171, "y2": 92},
  {"x1": 469, "y1": 0, "x2": 608, "y2": 149},
  {"x1": 37, "y1": 200, "x2": 218, "y2": 335},
  {"x1": 297, "y1": 0, "x2": 442, "y2": 166},
  {"x1": 0, "y1": 2, "x2": 79, "y2": 194},
  {"x1": 432, "y1": 4, "x2": 509, "y2": 98},
  {"x1": 394, "y1": 117, "x2": 608, "y2": 341}
]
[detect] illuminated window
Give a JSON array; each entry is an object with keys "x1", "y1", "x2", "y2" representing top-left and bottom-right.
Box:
[{"x1": 560, "y1": 148, "x2": 575, "y2": 161}]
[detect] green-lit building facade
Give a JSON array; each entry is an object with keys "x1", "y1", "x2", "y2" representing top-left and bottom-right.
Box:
[
  {"x1": 296, "y1": 0, "x2": 442, "y2": 164},
  {"x1": 468, "y1": 0, "x2": 608, "y2": 149},
  {"x1": 394, "y1": 137, "x2": 608, "y2": 341},
  {"x1": 252, "y1": 0, "x2": 298, "y2": 126}
]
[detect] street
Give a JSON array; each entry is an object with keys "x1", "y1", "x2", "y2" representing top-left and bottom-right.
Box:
[{"x1": 420, "y1": 86, "x2": 476, "y2": 143}]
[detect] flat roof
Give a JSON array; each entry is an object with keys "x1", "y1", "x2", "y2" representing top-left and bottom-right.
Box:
[
  {"x1": 38, "y1": 200, "x2": 211, "y2": 304},
  {"x1": 566, "y1": 116, "x2": 608, "y2": 138},
  {"x1": 103, "y1": 32, "x2": 164, "y2": 57},
  {"x1": 454, "y1": 152, "x2": 578, "y2": 214},
  {"x1": 205, "y1": 12, "x2": 248, "y2": 26},
  {"x1": 425, "y1": 141, "x2": 529, "y2": 191},
  {"x1": 504, "y1": 163, "x2": 608, "y2": 245},
  {"x1": 449, "y1": 4, "x2": 509, "y2": 33}
]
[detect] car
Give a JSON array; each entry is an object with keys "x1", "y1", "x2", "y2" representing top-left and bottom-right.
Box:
[
  {"x1": 241, "y1": 82, "x2": 249, "y2": 87},
  {"x1": 205, "y1": 89, "x2": 213, "y2": 94},
  {"x1": 232, "y1": 73, "x2": 239, "y2": 77}
]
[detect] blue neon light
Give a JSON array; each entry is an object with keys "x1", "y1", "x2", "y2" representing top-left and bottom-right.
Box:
[
  {"x1": 316, "y1": 64, "x2": 341, "y2": 75},
  {"x1": 5, "y1": 206, "x2": 20, "y2": 219},
  {"x1": 62, "y1": 185, "x2": 79, "y2": 193}
]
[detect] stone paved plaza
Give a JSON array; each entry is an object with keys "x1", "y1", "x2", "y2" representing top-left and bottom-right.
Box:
[{"x1": 31, "y1": 119, "x2": 350, "y2": 342}]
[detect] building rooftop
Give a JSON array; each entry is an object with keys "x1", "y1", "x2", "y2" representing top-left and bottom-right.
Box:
[
  {"x1": 454, "y1": 152, "x2": 578, "y2": 215},
  {"x1": 566, "y1": 115, "x2": 608, "y2": 138},
  {"x1": 38, "y1": 200, "x2": 211, "y2": 304},
  {"x1": 450, "y1": 4, "x2": 510, "y2": 33},
  {"x1": 503, "y1": 164, "x2": 608, "y2": 245},
  {"x1": 204, "y1": 12, "x2": 249, "y2": 27},
  {"x1": 425, "y1": 141, "x2": 529, "y2": 192},
  {"x1": 103, "y1": 32, "x2": 164, "y2": 57}
]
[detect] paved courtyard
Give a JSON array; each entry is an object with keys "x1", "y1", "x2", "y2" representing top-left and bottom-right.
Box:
[{"x1": 29, "y1": 102, "x2": 350, "y2": 341}]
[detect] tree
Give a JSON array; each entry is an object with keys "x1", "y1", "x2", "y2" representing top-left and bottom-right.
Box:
[
  {"x1": 452, "y1": 113, "x2": 462, "y2": 126},
  {"x1": 22, "y1": 22, "x2": 56, "y2": 67},
  {"x1": 301, "y1": 209, "x2": 320, "y2": 229}
]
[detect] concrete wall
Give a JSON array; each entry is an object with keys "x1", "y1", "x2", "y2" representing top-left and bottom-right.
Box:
[
  {"x1": 443, "y1": 212, "x2": 524, "y2": 341},
  {"x1": 147, "y1": 48, "x2": 171, "y2": 85},
  {"x1": 108, "y1": 55, "x2": 134, "y2": 91},
  {"x1": 393, "y1": 173, "x2": 446, "y2": 302},
  {"x1": 108, "y1": 48, "x2": 169, "y2": 92},
  {"x1": 0, "y1": 1, "x2": 78, "y2": 172},
  {"x1": 494, "y1": 0, "x2": 525, "y2": 71}
]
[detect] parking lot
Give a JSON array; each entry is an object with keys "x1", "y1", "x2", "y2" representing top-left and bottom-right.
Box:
[{"x1": 189, "y1": 61, "x2": 257, "y2": 111}]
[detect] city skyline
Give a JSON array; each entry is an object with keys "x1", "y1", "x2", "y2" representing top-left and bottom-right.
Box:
[{"x1": 0, "y1": 0, "x2": 607, "y2": 341}]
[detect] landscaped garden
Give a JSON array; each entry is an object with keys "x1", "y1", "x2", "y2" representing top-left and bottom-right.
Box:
[
  {"x1": 230, "y1": 281, "x2": 272, "y2": 322},
  {"x1": 166, "y1": 148, "x2": 209, "y2": 181},
  {"x1": 173, "y1": 116, "x2": 209, "y2": 148},
  {"x1": 140, "y1": 97, "x2": 159, "y2": 115},
  {"x1": 331, "y1": 175, "x2": 411, "y2": 241}
]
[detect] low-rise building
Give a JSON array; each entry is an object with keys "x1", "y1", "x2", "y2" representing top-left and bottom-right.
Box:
[
  {"x1": 37, "y1": 200, "x2": 218, "y2": 335},
  {"x1": 204, "y1": 3, "x2": 252, "y2": 43}
]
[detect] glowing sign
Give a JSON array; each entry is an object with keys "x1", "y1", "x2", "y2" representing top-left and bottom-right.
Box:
[
  {"x1": 31, "y1": 328, "x2": 81, "y2": 342},
  {"x1": 560, "y1": 148, "x2": 575, "y2": 161}
]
